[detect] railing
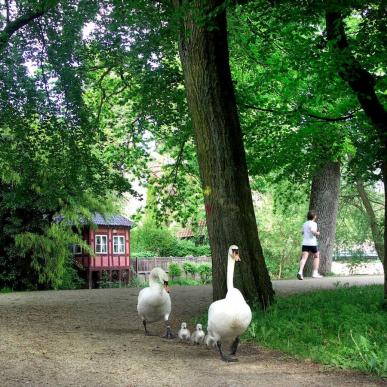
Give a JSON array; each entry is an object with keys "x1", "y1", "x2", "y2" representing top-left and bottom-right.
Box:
[{"x1": 134, "y1": 256, "x2": 211, "y2": 274}]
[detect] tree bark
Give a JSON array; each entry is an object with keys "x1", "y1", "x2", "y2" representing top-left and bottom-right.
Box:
[
  {"x1": 325, "y1": 7, "x2": 387, "y2": 306},
  {"x1": 172, "y1": 0, "x2": 274, "y2": 308},
  {"x1": 304, "y1": 161, "x2": 341, "y2": 275},
  {"x1": 356, "y1": 180, "x2": 384, "y2": 262}
]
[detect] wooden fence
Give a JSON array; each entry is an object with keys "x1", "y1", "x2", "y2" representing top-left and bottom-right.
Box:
[{"x1": 134, "y1": 256, "x2": 211, "y2": 276}]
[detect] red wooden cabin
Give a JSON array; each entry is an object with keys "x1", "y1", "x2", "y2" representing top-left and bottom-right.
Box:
[{"x1": 73, "y1": 213, "x2": 133, "y2": 289}]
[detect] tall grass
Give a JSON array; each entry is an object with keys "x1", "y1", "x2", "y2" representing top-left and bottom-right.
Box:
[{"x1": 246, "y1": 285, "x2": 386, "y2": 377}]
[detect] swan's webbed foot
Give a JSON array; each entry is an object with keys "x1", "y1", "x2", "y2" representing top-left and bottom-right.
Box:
[
  {"x1": 143, "y1": 320, "x2": 156, "y2": 336},
  {"x1": 217, "y1": 342, "x2": 238, "y2": 363},
  {"x1": 229, "y1": 336, "x2": 240, "y2": 356}
]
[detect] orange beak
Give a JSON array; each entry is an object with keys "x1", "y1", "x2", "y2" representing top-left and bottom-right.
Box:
[
  {"x1": 232, "y1": 249, "x2": 240, "y2": 261},
  {"x1": 163, "y1": 282, "x2": 170, "y2": 293}
]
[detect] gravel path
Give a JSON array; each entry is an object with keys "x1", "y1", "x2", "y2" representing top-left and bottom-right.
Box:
[{"x1": 0, "y1": 276, "x2": 384, "y2": 387}]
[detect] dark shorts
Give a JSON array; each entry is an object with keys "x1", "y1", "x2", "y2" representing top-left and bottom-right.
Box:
[{"x1": 302, "y1": 245, "x2": 319, "y2": 254}]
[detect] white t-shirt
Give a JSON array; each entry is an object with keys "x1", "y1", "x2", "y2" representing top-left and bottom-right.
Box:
[{"x1": 302, "y1": 220, "x2": 318, "y2": 246}]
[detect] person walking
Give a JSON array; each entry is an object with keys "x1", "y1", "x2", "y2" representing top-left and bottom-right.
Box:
[{"x1": 297, "y1": 210, "x2": 323, "y2": 280}]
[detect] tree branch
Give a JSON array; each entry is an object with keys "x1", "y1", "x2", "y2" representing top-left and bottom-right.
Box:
[
  {"x1": 325, "y1": 7, "x2": 387, "y2": 141},
  {"x1": 241, "y1": 103, "x2": 358, "y2": 122},
  {"x1": 0, "y1": 1, "x2": 59, "y2": 53}
]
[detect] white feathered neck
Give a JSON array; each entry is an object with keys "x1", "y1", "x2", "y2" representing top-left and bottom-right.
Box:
[{"x1": 227, "y1": 246, "x2": 237, "y2": 291}]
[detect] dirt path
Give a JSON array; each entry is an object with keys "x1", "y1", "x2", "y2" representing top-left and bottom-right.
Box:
[{"x1": 0, "y1": 278, "x2": 385, "y2": 387}]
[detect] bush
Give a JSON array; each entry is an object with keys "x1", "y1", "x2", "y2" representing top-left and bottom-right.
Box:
[
  {"x1": 170, "y1": 278, "x2": 200, "y2": 286},
  {"x1": 182, "y1": 262, "x2": 197, "y2": 278},
  {"x1": 127, "y1": 277, "x2": 148, "y2": 288},
  {"x1": 58, "y1": 262, "x2": 85, "y2": 290},
  {"x1": 197, "y1": 263, "x2": 212, "y2": 284},
  {"x1": 131, "y1": 220, "x2": 177, "y2": 256},
  {"x1": 169, "y1": 262, "x2": 182, "y2": 280},
  {"x1": 131, "y1": 219, "x2": 211, "y2": 257}
]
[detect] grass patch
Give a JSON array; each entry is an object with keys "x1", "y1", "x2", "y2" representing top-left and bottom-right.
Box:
[
  {"x1": 0, "y1": 287, "x2": 13, "y2": 293},
  {"x1": 246, "y1": 285, "x2": 386, "y2": 377},
  {"x1": 170, "y1": 278, "x2": 202, "y2": 286}
]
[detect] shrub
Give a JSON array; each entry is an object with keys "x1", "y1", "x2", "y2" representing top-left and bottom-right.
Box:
[
  {"x1": 170, "y1": 278, "x2": 200, "y2": 286},
  {"x1": 58, "y1": 260, "x2": 85, "y2": 290},
  {"x1": 182, "y1": 262, "x2": 197, "y2": 278},
  {"x1": 168, "y1": 262, "x2": 182, "y2": 280},
  {"x1": 131, "y1": 219, "x2": 211, "y2": 257},
  {"x1": 197, "y1": 263, "x2": 212, "y2": 284}
]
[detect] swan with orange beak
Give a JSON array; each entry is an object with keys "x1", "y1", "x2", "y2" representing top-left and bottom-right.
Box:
[
  {"x1": 206, "y1": 245, "x2": 252, "y2": 362},
  {"x1": 137, "y1": 267, "x2": 174, "y2": 339}
]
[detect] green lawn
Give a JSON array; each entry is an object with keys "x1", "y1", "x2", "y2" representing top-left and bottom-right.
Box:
[{"x1": 245, "y1": 285, "x2": 387, "y2": 377}]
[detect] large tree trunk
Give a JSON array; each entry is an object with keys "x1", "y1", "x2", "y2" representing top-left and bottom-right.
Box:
[
  {"x1": 356, "y1": 180, "x2": 384, "y2": 262},
  {"x1": 325, "y1": 7, "x2": 387, "y2": 306},
  {"x1": 304, "y1": 161, "x2": 341, "y2": 276},
  {"x1": 173, "y1": 0, "x2": 274, "y2": 308}
]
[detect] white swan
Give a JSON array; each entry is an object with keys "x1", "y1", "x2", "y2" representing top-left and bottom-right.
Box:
[
  {"x1": 207, "y1": 245, "x2": 252, "y2": 362},
  {"x1": 177, "y1": 322, "x2": 191, "y2": 341},
  {"x1": 191, "y1": 323, "x2": 205, "y2": 345},
  {"x1": 137, "y1": 267, "x2": 174, "y2": 338}
]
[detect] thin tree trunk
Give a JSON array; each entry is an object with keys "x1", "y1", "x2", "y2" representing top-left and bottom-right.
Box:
[
  {"x1": 304, "y1": 161, "x2": 340, "y2": 276},
  {"x1": 173, "y1": 0, "x2": 274, "y2": 307},
  {"x1": 326, "y1": 7, "x2": 387, "y2": 306},
  {"x1": 356, "y1": 180, "x2": 384, "y2": 262}
]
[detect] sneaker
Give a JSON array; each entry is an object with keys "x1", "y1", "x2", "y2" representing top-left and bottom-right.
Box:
[
  {"x1": 312, "y1": 273, "x2": 323, "y2": 278},
  {"x1": 297, "y1": 273, "x2": 303, "y2": 280}
]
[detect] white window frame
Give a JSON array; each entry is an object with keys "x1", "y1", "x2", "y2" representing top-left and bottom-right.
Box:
[
  {"x1": 95, "y1": 235, "x2": 108, "y2": 254},
  {"x1": 71, "y1": 244, "x2": 82, "y2": 255},
  {"x1": 113, "y1": 236, "x2": 125, "y2": 254}
]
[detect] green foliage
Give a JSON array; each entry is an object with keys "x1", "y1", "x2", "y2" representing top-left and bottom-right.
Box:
[
  {"x1": 58, "y1": 259, "x2": 85, "y2": 290},
  {"x1": 182, "y1": 262, "x2": 197, "y2": 278},
  {"x1": 245, "y1": 286, "x2": 387, "y2": 377},
  {"x1": 170, "y1": 278, "x2": 201, "y2": 286},
  {"x1": 97, "y1": 271, "x2": 120, "y2": 289},
  {"x1": 131, "y1": 219, "x2": 210, "y2": 257},
  {"x1": 127, "y1": 277, "x2": 148, "y2": 288},
  {"x1": 197, "y1": 263, "x2": 212, "y2": 284},
  {"x1": 255, "y1": 191, "x2": 307, "y2": 279},
  {"x1": 14, "y1": 223, "x2": 87, "y2": 289},
  {"x1": 168, "y1": 262, "x2": 182, "y2": 280},
  {"x1": 131, "y1": 220, "x2": 177, "y2": 256}
]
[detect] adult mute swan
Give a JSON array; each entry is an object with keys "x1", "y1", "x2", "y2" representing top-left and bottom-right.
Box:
[
  {"x1": 137, "y1": 267, "x2": 174, "y2": 339},
  {"x1": 207, "y1": 245, "x2": 252, "y2": 362}
]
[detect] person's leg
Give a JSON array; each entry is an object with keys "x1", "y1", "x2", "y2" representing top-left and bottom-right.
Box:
[
  {"x1": 298, "y1": 251, "x2": 309, "y2": 279},
  {"x1": 312, "y1": 251, "x2": 322, "y2": 278}
]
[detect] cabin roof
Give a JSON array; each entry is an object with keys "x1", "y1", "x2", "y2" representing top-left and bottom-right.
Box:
[
  {"x1": 88, "y1": 213, "x2": 133, "y2": 228},
  {"x1": 55, "y1": 213, "x2": 133, "y2": 228},
  {"x1": 176, "y1": 219, "x2": 206, "y2": 238}
]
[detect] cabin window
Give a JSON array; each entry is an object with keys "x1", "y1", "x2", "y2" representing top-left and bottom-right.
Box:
[
  {"x1": 95, "y1": 235, "x2": 108, "y2": 254},
  {"x1": 71, "y1": 244, "x2": 82, "y2": 255},
  {"x1": 113, "y1": 236, "x2": 125, "y2": 254}
]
